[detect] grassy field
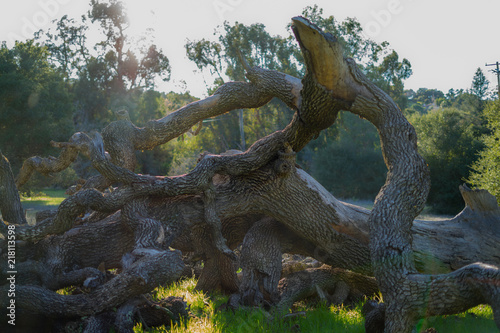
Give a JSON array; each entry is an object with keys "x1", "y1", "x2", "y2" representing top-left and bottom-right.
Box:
[
  {"x1": 20, "y1": 191, "x2": 498, "y2": 332},
  {"x1": 20, "y1": 189, "x2": 67, "y2": 223}
]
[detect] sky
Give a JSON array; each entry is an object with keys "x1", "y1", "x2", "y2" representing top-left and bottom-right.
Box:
[{"x1": 1, "y1": 0, "x2": 499, "y2": 98}]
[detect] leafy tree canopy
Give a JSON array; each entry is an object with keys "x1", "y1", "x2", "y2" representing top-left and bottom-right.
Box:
[
  {"x1": 468, "y1": 99, "x2": 500, "y2": 201},
  {"x1": 0, "y1": 40, "x2": 74, "y2": 172}
]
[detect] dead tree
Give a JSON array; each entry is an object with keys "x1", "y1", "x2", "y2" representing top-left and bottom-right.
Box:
[{"x1": 0, "y1": 16, "x2": 499, "y2": 332}]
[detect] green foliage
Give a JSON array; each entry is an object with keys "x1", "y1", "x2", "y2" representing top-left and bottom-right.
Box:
[
  {"x1": 301, "y1": 5, "x2": 389, "y2": 66},
  {"x1": 416, "y1": 305, "x2": 497, "y2": 333},
  {"x1": 132, "y1": 90, "x2": 167, "y2": 125},
  {"x1": 133, "y1": 91, "x2": 199, "y2": 176},
  {"x1": 0, "y1": 40, "x2": 75, "y2": 173},
  {"x1": 366, "y1": 50, "x2": 412, "y2": 109},
  {"x1": 469, "y1": 99, "x2": 500, "y2": 200},
  {"x1": 24, "y1": 166, "x2": 78, "y2": 190},
  {"x1": 38, "y1": 1, "x2": 170, "y2": 129},
  {"x1": 312, "y1": 113, "x2": 386, "y2": 200},
  {"x1": 403, "y1": 70, "x2": 494, "y2": 214},
  {"x1": 39, "y1": 15, "x2": 90, "y2": 79},
  {"x1": 183, "y1": 5, "x2": 412, "y2": 177},
  {"x1": 406, "y1": 88, "x2": 444, "y2": 111},
  {"x1": 410, "y1": 108, "x2": 484, "y2": 214},
  {"x1": 471, "y1": 67, "x2": 490, "y2": 101}
]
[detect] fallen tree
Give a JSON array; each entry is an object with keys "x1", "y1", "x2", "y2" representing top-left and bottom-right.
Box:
[{"x1": 0, "y1": 16, "x2": 499, "y2": 332}]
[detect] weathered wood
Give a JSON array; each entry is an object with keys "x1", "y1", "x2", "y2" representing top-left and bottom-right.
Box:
[
  {"x1": 289, "y1": 16, "x2": 500, "y2": 332},
  {"x1": 5, "y1": 142, "x2": 500, "y2": 292},
  {"x1": 0, "y1": 249, "x2": 183, "y2": 329},
  {"x1": 1, "y1": 14, "x2": 499, "y2": 332},
  {"x1": 0, "y1": 152, "x2": 26, "y2": 225},
  {"x1": 277, "y1": 265, "x2": 379, "y2": 310}
]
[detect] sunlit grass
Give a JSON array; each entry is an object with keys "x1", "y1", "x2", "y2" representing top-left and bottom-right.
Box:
[
  {"x1": 417, "y1": 305, "x2": 497, "y2": 333},
  {"x1": 134, "y1": 277, "x2": 497, "y2": 333},
  {"x1": 139, "y1": 278, "x2": 225, "y2": 333},
  {"x1": 20, "y1": 189, "x2": 67, "y2": 207},
  {"x1": 20, "y1": 189, "x2": 67, "y2": 223}
]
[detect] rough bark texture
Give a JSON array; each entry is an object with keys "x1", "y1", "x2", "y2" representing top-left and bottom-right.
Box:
[
  {"x1": 288, "y1": 16, "x2": 500, "y2": 332},
  {"x1": 0, "y1": 15, "x2": 499, "y2": 332},
  {"x1": 0, "y1": 152, "x2": 26, "y2": 225},
  {"x1": 277, "y1": 265, "x2": 379, "y2": 310}
]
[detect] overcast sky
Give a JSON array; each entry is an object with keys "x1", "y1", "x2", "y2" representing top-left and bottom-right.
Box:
[{"x1": 1, "y1": 0, "x2": 499, "y2": 98}]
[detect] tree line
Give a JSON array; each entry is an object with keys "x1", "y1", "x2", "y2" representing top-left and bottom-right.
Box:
[{"x1": 0, "y1": 1, "x2": 498, "y2": 214}]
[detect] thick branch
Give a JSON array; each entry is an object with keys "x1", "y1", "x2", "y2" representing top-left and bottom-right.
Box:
[
  {"x1": 0, "y1": 250, "x2": 183, "y2": 318},
  {"x1": 0, "y1": 152, "x2": 26, "y2": 224},
  {"x1": 16, "y1": 133, "x2": 83, "y2": 188},
  {"x1": 289, "y1": 16, "x2": 499, "y2": 332},
  {"x1": 14, "y1": 186, "x2": 137, "y2": 242},
  {"x1": 15, "y1": 64, "x2": 304, "y2": 189}
]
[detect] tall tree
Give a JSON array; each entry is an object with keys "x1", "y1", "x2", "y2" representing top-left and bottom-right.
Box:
[
  {"x1": 468, "y1": 99, "x2": 500, "y2": 199},
  {"x1": 38, "y1": 0, "x2": 171, "y2": 129},
  {"x1": 87, "y1": 0, "x2": 170, "y2": 92},
  {"x1": 471, "y1": 67, "x2": 490, "y2": 101},
  {"x1": 39, "y1": 15, "x2": 90, "y2": 79},
  {"x1": 0, "y1": 40, "x2": 74, "y2": 172}
]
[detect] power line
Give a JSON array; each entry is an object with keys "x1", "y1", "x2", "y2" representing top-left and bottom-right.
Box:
[{"x1": 486, "y1": 61, "x2": 500, "y2": 98}]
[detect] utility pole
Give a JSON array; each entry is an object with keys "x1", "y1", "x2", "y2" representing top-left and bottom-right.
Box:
[{"x1": 486, "y1": 61, "x2": 500, "y2": 98}]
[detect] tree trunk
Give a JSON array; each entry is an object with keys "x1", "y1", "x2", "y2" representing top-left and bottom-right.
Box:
[
  {"x1": 0, "y1": 152, "x2": 26, "y2": 225},
  {"x1": 0, "y1": 15, "x2": 499, "y2": 332},
  {"x1": 290, "y1": 16, "x2": 500, "y2": 331}
]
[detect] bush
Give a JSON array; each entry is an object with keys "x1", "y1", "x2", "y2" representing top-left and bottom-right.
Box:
[
  {"x1": 410, "y1": 108, "x2": 484, "y2": 214},
  {"x1": 468, "y1": 100, "x2": 500, "y2": 200},
  {"x1": 312, "y1": 113, "x2": 386, "y2": 200}
]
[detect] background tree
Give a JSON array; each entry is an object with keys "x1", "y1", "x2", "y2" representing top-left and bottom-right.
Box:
[
  {"x1": 39, "y1": 15, "x2": 90, "y2": 79},
  {"x1": 0, "y1": 40, "x2": 74, "y2": 174},
  {"x1": 471, "y1": 67, "x2": 490, "y2": 101},
  {"x1": 312, "y1": 112, "x2": 386, "y2": 199},
  {"x1": 184, "y1": 5, "x2": 413, "y2": 182},
  {"x1": 401, "y1": 67, "x2": 495, "y2": 213},
  {"x1": 469, "y1": 99, "x2": 500, "y2": 199},
  {"x1": 409, "y1": 107, "x2": 484, "y2": 213},
  {"x1": 38, "y1": 0, "x2": 171, "y2": 131}
]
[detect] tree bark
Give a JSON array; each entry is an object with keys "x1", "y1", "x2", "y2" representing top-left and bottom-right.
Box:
[
  {"x1": 0, "y1": 14, "x2": 499, "y2": 332},
  {"x1": 0, "y1": 152, "x2": 26, "y2": 225},
  {"x1": 289, "y1": 16, "x2": 500, "y2": 331}
]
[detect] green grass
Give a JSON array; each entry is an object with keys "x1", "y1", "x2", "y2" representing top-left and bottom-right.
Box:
[
  {"x1": 20, "y1": 189, "x2": 67, "y2": 207},
  {"x1": 416, "y1": 305, "x2": 498, "y2": 333},
  {"x1": 134, "y1": 277, "x2": 497, "y2": 333},
  {"x1": 20, "y1": 189, "x2": 67, "y2": 223}
]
